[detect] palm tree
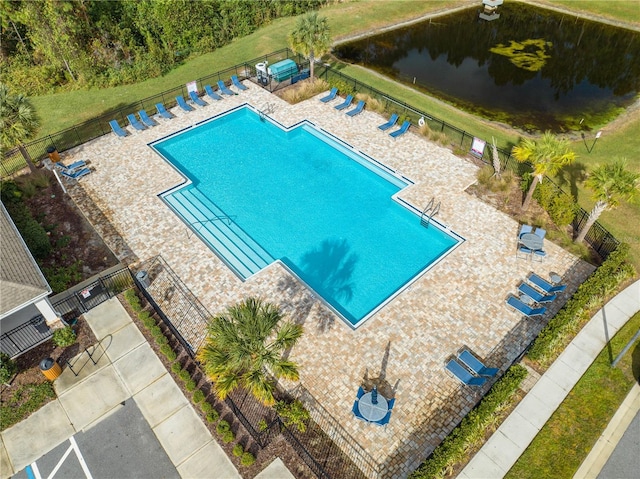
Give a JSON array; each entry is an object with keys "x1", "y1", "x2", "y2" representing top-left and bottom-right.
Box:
[
  {"x1": 0, "y1": 83, "x2": 40, "y2": 172},
  {"x1": 197, "y1": 297, "x2": 303, "y2": 406},
  {"x1": 512, "y1": 131, "x2": 577, "y2": 211},
  {"x1": 575, "y1": 159, "x2": 640, "y2": 244},
  {"x1": 288, "y1": 11, "x2": 331, "y2": 82}
]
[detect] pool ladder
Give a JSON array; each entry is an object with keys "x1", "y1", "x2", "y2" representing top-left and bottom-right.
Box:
[{"x1": 420, "y1": 198, "x2": 440, "y2": 228}]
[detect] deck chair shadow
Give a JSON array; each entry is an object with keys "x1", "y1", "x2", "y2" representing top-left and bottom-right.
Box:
[
  {"x1": 378, "y1": 114, "x2": 398, "y2": 131},
  {"x1": 446, "y1": 358, "x2": 487, "y2": 386},
  {"x1": 176, "y1": 95, "x2": 194, "y2": 112},
  {"x1": 458, "y1": 349, "x2": 499, "y2": 377},
  {"x1": 204, "y1": 84, "x2": 223, "y2": 101},
  {"x1": 109, "y1": 120, "x2": 128, "y2": 138},
  {"x1": 231, "y1": 75, "x2": 248, "y2": 91},
  {"x1": 189, "y1": 90, "x2": 207, "y2": 107}
]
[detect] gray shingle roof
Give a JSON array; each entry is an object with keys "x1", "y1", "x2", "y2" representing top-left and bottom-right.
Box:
[{"x1": 0, "y1": 202, "x2": 51, "y2": 317}]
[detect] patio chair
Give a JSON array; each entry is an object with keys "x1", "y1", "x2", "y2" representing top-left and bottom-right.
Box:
[
  {"x1": 528, "y1": 272, "x2": 567, "y2": 294},
  {"x1": 534, "y1": 227, "x2": 546, "y2": 239},
  {"x1": 378, "y1": 113, "x2": 398, "y2": 131},
  {"x1": 374, "y1": 410, "x2": 392, "y2": 427},
  {"x1": 357, "y1": 386, "x2": 366, "y2": 399},
  {"x1": 156, "y1": 102, "x2": 174, "y2": 119},
  {"x1": 204, "y1": 84, "x2": 223, "y2": 101},
  {"x1": 352, "y1": 400, "x2": 367, "y2": 421},
  {"x1": 518, "y1": 224, "x2": 533, "y2": 237},
  {"x1": 506, "y1": 296, "x2": 546, "y2": 317},
  {"x1": 334, "y1": 94, "x2": 353, "y2": 111},
  {"x1": 231, "y1": 75, "x2": 248, "y2": 91},
  {"x1": 533, "y1": 249, "x2": 547, "y2": 262},
  {"x1": 445, "y1": 358, "x2": 487, "y2": 387},
  {"x1": 55, "y1": 160, "x2": 87, "y2": 174},
  {"x1": 346, "y1": 100, "x2": 365, "y2": 117},
  {"x1": 458, "y1": 349, "x2": 499, "y2": 377},
  {"x1": 59, "y1": 167, "x2": 91, "y2": 180},
  {"x1": 109, "y1": 119, "x2": 128, "y2": 138},
  {"x1": 217, "y1": 80, "x2": 236, "y2": 96},
  {"x1": 389, "y1": 121, "x2": 411, "y2": 139},
  {"x1": 138, "y1": 110, "x2": 158, "y2": 127},
  {"x1": 189, "y1": 90, "x2": 208, "y2": 107},
  {"x1": 319, "y1": 87, "x2": 338, "y2": 103},
  {"x1": 176, "y1": 95, "x2": 194, "y2": 112},
  {"x1": 127, "y1": 113, "x2": 146, "y2": 131},
  {"x1": 516, "y1": 245, "x2": 533, "y2": 259},
  {"x1": 518, "y1": 282, "x2": 556, "y2": 303}
]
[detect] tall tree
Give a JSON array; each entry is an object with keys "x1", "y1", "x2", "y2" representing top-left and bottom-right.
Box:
[
  {"x1": 512, "y1": 131, "x2": 577, "y2": 210},
  {"x1": 575, "y1": 159, "x2": 639, "y2": 243},
  {"x1": 197, "y1": 297, "x2": 303, "y2": 406},
  {"x1": 0, "y1": 84, "x2": 40, "y2": 172},
  {"x1": 288, "y1": 11, "x2": 330, "y2": 82}
]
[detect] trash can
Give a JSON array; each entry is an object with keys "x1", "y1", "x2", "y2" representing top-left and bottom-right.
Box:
[
  {"x1": 46, "y1": 146, "x2": 60, "y2": 163},
  {"x1": 40, "y1": 358, "x2": 62, "y2": 381},
  {"x1": 136, "y1": 270, "x2": 150, "y2": 288}
]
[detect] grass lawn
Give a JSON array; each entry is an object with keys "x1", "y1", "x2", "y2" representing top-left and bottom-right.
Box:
[{"x1": 506, "y1": 311, "x2": 640, "y2": 479}]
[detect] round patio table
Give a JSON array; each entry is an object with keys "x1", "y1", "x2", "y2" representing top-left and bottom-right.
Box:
[
  {"x1": 519, "y1": 233, "x2": 543, "y2": 251},
  {"x1": 358, "y1": 392, "x2": 388, "y2": 422}
]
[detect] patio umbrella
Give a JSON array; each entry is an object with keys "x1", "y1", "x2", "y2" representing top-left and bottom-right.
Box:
[{"x1": 372, "y1": 386, "x2": 378, "y2": 404}]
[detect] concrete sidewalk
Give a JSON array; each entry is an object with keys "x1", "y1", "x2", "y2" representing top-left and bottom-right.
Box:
[
  {"x1": 0, "y1": 298, "x2": 240, "y2": 479},
  {"x1": 460, "y1": 279, "x2": 640, "y2": 479}
]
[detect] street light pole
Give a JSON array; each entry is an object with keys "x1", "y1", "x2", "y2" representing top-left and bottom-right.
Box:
[{"x1": 582, "y1": 130, "x2": 602, "y2": 153}]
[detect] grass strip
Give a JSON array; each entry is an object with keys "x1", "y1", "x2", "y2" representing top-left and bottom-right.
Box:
[
  {"x1": 506, "y1": 311, "x2": 640, "y2": 479},
  {"x1": 0, "y1": 382, "x2": 56, "y2": 431}
]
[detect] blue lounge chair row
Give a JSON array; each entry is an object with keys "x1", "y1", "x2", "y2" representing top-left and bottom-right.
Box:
[
  {"x1": 446, "y1": 348, "x2": 499, "y2": 387},
  {"x1": 505, "y1": 272, "x2": 567, "y2": 317}
]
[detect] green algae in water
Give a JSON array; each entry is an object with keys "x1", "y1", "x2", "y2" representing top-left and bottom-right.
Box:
[{"x1": 490, "y1": 39, "x2": 552, "y2": 72}]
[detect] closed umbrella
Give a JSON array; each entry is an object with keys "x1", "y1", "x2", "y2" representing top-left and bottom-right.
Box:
[{"x1": 372, "y1": 386, "x2": 378, "y2": 405}]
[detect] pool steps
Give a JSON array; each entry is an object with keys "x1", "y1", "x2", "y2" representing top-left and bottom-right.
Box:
[{"x1": 165, "y1": 188, "x2": 273, "y2": 278}]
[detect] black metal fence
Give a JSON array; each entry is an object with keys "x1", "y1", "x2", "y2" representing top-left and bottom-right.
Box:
[{"x1": 0, "y1": 315, "x2": 52, "y2": 358}]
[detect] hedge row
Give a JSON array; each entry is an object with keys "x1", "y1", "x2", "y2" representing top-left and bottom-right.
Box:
[
  {"x1": 527, "y1": 243, "x2": 635, "y2": 366},
  {"x1": 409, "y1": 364, "x2": 528, "y2": 479}
]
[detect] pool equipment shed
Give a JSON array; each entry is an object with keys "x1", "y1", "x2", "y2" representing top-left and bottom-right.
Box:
[{"x1": 269, "y1": 59, "x2": 298, "y2": 82}]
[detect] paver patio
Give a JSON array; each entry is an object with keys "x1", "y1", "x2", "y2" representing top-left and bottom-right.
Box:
[{"x1": 59, "y1": 82, "x2": 594, "y2": 478}]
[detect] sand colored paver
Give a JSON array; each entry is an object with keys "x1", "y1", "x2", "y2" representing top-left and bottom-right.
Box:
[
  {"x1": 134, "y1": 374, "x2": 190, "y2": 428},
  {"x1": 153, "y1": 404, "x2": 213, "y2": 466},
  {"x1": 1, "y1": 401, "x2": 75, "y2": 473},
  {"x1": 60, "y1": 83, "x2": 595, "y2": 478},
  {"x1": 177, "y1": 440, "x2": 242, "y2": 479},
  {"x1": 112, "y1": 343, "x2": 167, "y2": 395}
]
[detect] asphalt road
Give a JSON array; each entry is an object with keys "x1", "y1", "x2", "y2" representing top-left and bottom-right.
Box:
[
  {"x1": 597, "y1": 410, "x2": 640, "y2": 479},
  {"x1": 12, "y1": 400, "x2": 178, "y2": 479}
]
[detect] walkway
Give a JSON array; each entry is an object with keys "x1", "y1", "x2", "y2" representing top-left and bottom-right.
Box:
[
  {"x1": 460, "y1": 279, "x2": 640, "y2": 478},
  {"x1": 0, "y1": 298, "x2": 240, "y2": 479}
]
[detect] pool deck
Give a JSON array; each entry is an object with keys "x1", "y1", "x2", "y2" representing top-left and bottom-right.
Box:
[{"x1": 59, "y1": 82, "x2": 595, "y2": 479}]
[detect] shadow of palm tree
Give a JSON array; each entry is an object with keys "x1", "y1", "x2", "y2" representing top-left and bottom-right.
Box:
[
  {"x1": 556, "y1": 161, "x2": 588, "y2": 200},
  {"x1": 300, "y1": 238, "x2": 357, "y2": 303}
]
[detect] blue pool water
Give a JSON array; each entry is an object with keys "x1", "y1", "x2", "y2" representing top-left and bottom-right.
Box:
[{"x1": 152, "y1": 106, "x2": 460, "y2": 327}]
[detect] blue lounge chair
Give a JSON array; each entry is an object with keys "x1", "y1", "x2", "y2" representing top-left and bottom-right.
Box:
[
  {"x1": 217, "y1": 80, "x2": 236, "y2": 96},
  {"x1": 334, "y1": 95, "x2": 353, "y2": 111},
  {"x1": 518, "y1": 282, "x2": 556, "y2": 303},
  {"x1": 506, "y1": 296, "x2": 546, "y2": 317},
  {"x1": 389, "y1": 120, "x2": 411, "y2": 138},
  {"x1": 527, "y1": 272, "x2": 567, "y2": 293},
  {"x1": 127, "y1": 114, "x2": 146, "y2": 131},
  {"x1": 519, "y1": 224, "x2": 533, "y2": 237},
  {"x1": 231, "y1": 75, "x2": 248, "y2": 91},
  {"x1": 446, "y1": 359, "x2": 487, "y2": 387},
  {"x1": 138, "y1": 110, "x2": 158, "y2": 127},
  {"x1": 156, "y1": 103, "x2": 174, "y2": 119},
  {"x1": 378, "y1": 114, "x2": 398, "y2": 131},
  {"x1": 204, "y1": 84, "x2": 223, "y2": 101},
  {"x1": 55, "y1": 160, "x2": 87, "y2": 174},
  {"x1": 319, "y1": 87, "x2": 338, "y2": 103},
  {"x1": 109, "y1": 120, "x2": 128, "y2": 138},
  {"x1": 176, "y1": 95, "x2": 194, "y2": 112},
  {"x1": 60, "y1": 167, "x2": 91, "y2": 180},
  {"x1": 352, "y1": 400, "x2": 367, "y2": 421},
  {"x1": 189, "y1": 90, "x2": 207, "y2": 107},
  {"x1": 346, "y1": 100, "x2": 365, "y2": 117},
  {"x1": 458, "y1": 349, "x2": 499, "y2": 377}
]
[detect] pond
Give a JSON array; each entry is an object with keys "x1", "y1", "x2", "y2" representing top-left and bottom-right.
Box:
[{"x1": 333, "y1": 3, "x2": 640, "y2": 132}]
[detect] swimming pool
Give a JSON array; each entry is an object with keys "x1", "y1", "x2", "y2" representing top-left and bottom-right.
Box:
[{"x1": 152, "y1": 105, "x2": 461, "y2": 327}]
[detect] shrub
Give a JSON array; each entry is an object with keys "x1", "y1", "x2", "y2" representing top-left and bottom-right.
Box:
[
  {"x1": 179, "y1": 369, "x2": 191, "y2": 382},
  {"x1": 171, "y1": 362, "x2": 182, "y2": 374},
  {"x1": 149, "y1": 325, "x2": 162, "y2": 337},
  {"x1": 232, "y1": 444, "x2": 244, "y2": 457},
  {"x1": 216, "y1": 420, "x2": 230, "y2": 434},
  {"x1": 206, "y1": 410, "x2": 220, "y2": 423},
  {"x1": 0, "y1": 353, "x2": 18, "y2": 384},
  {"x1": 160, "y1": 344, "x2": 176, "y2": 361},
  {"x1": 222, "y1": 430, "x2": 235, "y2": 443},
  {"x1": 257, "y1": 419, "x2": 268, "y2": 432},
  {"x1": 192, "y1": 389, "x2": 205, "y2": 403},
  {"x1": 548, "y1": 194, "x2": 577, "y2": 227},
  {"x1": 55, "y1": 235, "x2": 71, "y2": 249},
  {"x1": 201, "y1": 401, "x2": 213, "y2": 414},
  {"x1": 42, "y1": 261, "x2": 82, "y2": 293},
  {"x1": 410, "y1": 365, "x2": 527, "y2": 479},
  {"x1": 241, "y1": 452, "x2": 256, "y2": 466},
  {"x1": 185, "y1": 379, "x2": 197, "y2": 391},
  {"x1": 328, "y1": 78, "x2": 356, "y2": 97},
  {"x1": 281, "y1": 78, "x2": 329, "y2": 104},
  {"x1": 52, "y1": 327, "x2": 76, "y2": 347},
  {"x1": 6, "y1": 202, "x2": 52, "y2": 259},
  {"x1": 0, "y1": 382, "x2": 55, "y2": 430},
  {"x1": 274, "y1": 399, "x2": 310, "y2": 433},
  {"x1": 123, "y1": 289, "x2": 138, "y2": 303},
  {"x1": 154, "y1": 334, "x2": 169, "y2": 346},
  {"x1": 354, "y1": 93, "x2": 385, "y2": 113}
]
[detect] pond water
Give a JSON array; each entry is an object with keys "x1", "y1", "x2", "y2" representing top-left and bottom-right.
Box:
[{"x1": 333, "y1": 3, "x2": 640, "y2": 132}]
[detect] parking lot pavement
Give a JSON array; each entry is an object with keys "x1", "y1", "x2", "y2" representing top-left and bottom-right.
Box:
[{"x1": 12, "y1": 400, "x2": 178, "y2": 479}]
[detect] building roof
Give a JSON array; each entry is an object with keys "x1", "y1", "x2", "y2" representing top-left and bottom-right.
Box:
[{"x1": 0, "y1": 201, "x2": 51, "y2": 317}]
